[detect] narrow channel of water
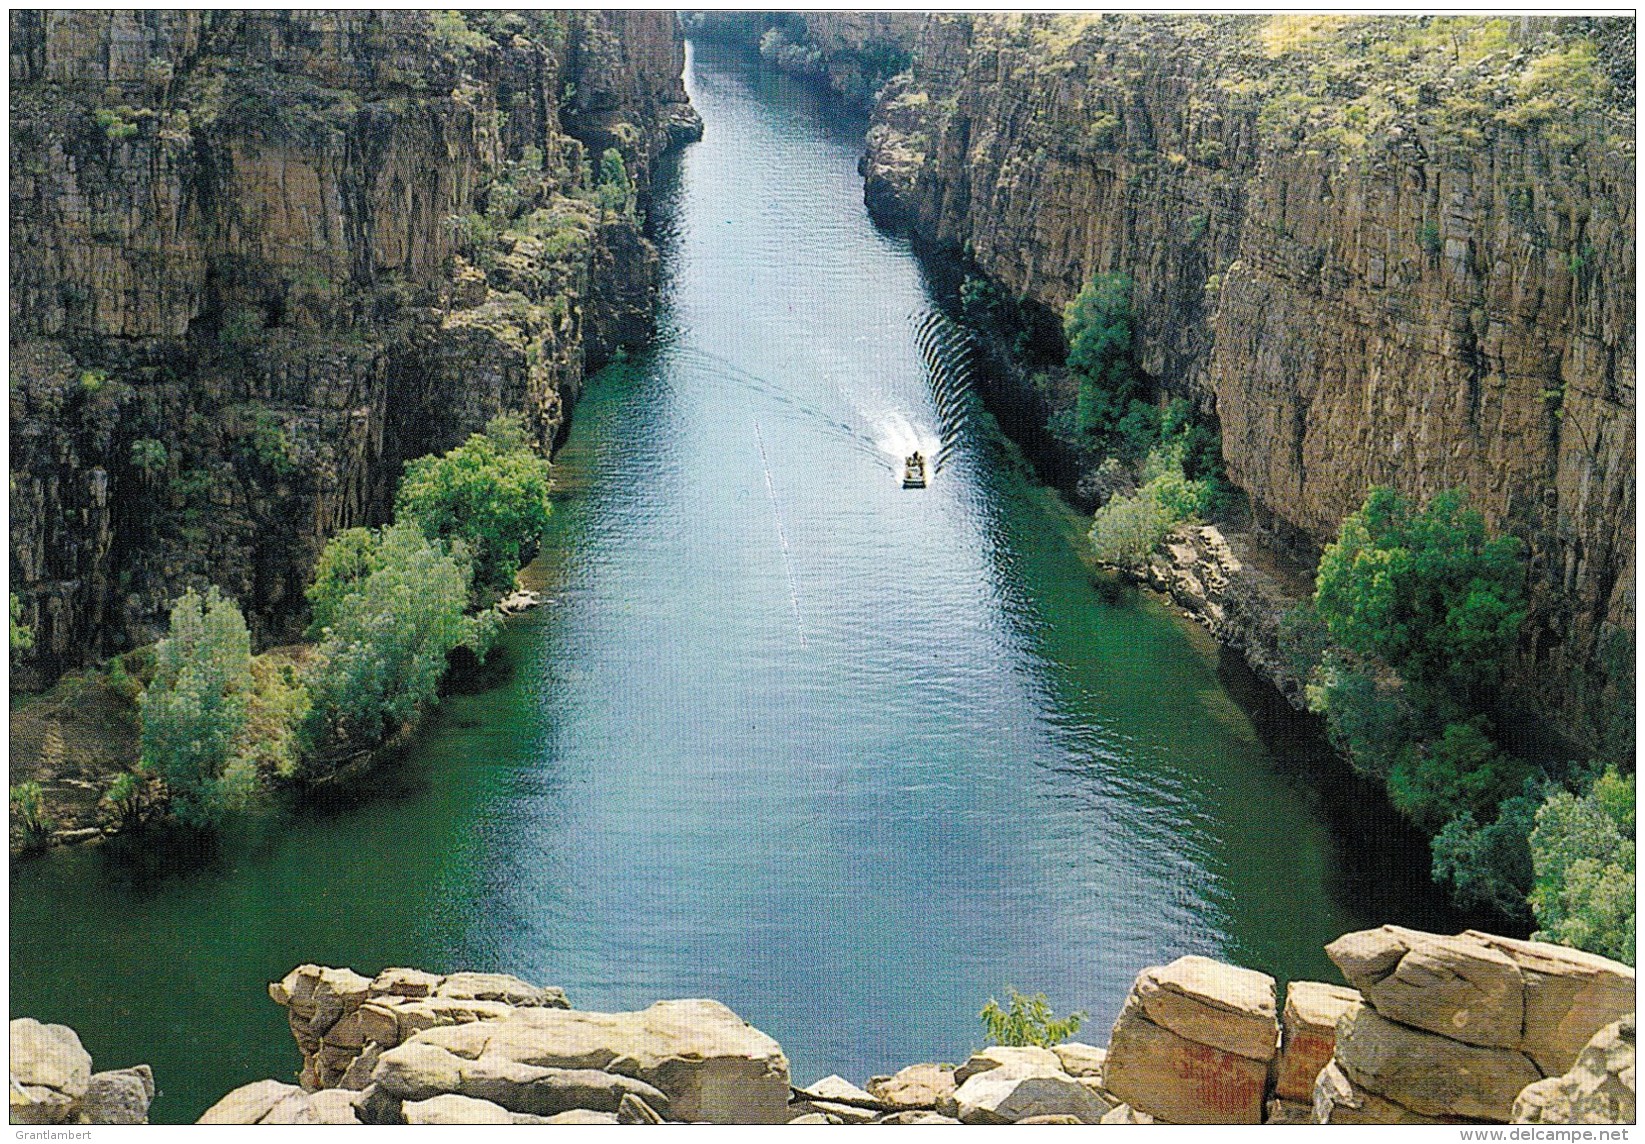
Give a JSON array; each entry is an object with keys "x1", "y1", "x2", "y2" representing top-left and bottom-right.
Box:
[{"x1": 9, "y1": 44, "x2": 1471, "y2": 1123}]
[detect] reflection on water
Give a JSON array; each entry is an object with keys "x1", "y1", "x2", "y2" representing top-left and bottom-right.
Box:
[{"x1": 9, "y1": 43, "x2": 1475, "y2": 1123}]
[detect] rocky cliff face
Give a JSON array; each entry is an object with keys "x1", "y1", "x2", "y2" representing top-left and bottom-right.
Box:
[
  {"x1": 861, "y1": 15, "x2": 1634, "y2": 737},
  {"x1": 9, "y1": 10, "x2": 698, "y2": 682}
]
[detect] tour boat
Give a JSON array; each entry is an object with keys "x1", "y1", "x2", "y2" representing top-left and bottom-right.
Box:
[{"x1": 902, "y1": 451, "x2": 928, "y2": 489}]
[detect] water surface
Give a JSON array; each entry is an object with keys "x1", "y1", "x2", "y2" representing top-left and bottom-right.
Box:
[{"x1": 10, "y1": 45, "x2": 1467, "y2": 1122}]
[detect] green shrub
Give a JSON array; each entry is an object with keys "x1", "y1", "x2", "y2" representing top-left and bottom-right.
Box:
[
  {"x1": 306, "y1": 526, "x2": 381, "y2": 637},
  {"x1": 1418, "y1": 222, "x2": 1442, "y2": 255},
  {"x1": 98, "y1": 768, "x2": 153, "y2": 833},
  {"x1": 594, "y1": 148, "x2": 635, "y2": 215},
  {"x1": 979, "y1": 988, "x2": 1086, "y2": 1048},
  {"x1": 139, "y1": 587, "x2": 259, "y2": 827},
  {"x1": 11, "y1": 593, "x2": 34, "y2": 663},
  {"x1": 300, "y1": 522, "x2": 479, "y2": 763},
  {"x1": 1064, "y1": 272, "x2": 1144, "y2": 437},
  {"x1": 1529, "y1": 767, "x2": 1635, "y2": 964},
  {"x1": 395, "y1": 413, "x2": 554, "y2": 597},
  {"x1": 1431, "y1": 780, "x2": 1543, "y2": 918},
  {"x1": 428, "y1": 10, "x2": 493, "y2": 57},
  {"x1": 1385, "y1": 719, "x2": 1533, "y2": 833},
  {"x1": 130, "y1": 437, "x2": 169, "y2": 476},
  {"x1": 1314, "y1": 487, "x2": 1526, "y2": 708},
  {"x1": 1304, "y1": 657, "x2": 1414, "y2": 780},
  {"x1": 10, "y1": 782, "x2": 53, "y2": 850}
]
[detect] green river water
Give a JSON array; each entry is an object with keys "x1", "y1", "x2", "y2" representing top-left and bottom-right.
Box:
[{"x1": 9, "y1": 44, "x2": 1473, "y2": 1122}]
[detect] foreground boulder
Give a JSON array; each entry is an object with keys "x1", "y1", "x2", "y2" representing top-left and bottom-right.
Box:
[
  {"x1": 1104, "y1": 956, "x2": 1278, "y2": 1123},
  {"x1": 866, "y1": 1062, "x2": 956, "y2": 1112},
  {"x1": 1330, "y1": 1002, "x2": 1541, "y2": 1122},
  {"x1": 371, "y1": 998, "x2": 789, "y2": 1124},
  {"x1": 1273, "y1": 981, "x2": 1360, "y2": 1103},
  {"x1": 270, "y1": 964, "x2": 568, "y2": 1089},
  {"x1": 1514, "y1": 1017, "x2": 1637, "y2": 1125},
  {"x1": 952, "y1": 1069, "x2": 1111, "y2": 1124},
  {"x1": 1326, "y1": 927, "x2": 1634, "y2": 1072},
  {"x1": 10, "y1": 1019, "x2": 152, "y2": 1125}
]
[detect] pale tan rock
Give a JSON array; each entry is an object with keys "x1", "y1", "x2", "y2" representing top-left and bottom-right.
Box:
[
  {"x1": 1335, "y1": 1003, "x2": 1542, "y2": 1121},
  {"x1": 10, "y1": 1018, "x2": 92, "y2": 1105},
  {"x1": 867, "y1": 1062, "x2": 956, "y2": 1110},
  {"x1": 1099, "y1": 1102, "x2": 1156, "y2": 1124},
  {"x1": 434, "y1": 971, "x2": 568, "y2": 1009},
  {"x1": 371, "y1": 967, "x2": 443, "y2": 999},
  {"x1": 404, "y1": 1094, "x2": 513, "y2": 1124},
  {"x1": 1016, "y1": 1113, "x2": 1084, "y2": 1123},
  {"x1": 877, "y1": 1110, "x2": 961, "y2": 1124},
  {"x1": 1051, "y1": 1042, "x2": 1106, "y2": 1078},
  {"x1": 788, "y1": 1112, "x2": 840, "y2": 1124},
  {"x1": 1513, "y1": 1017, "x2": 1635, "y2": 1125},
  {"x1": 1312, "y1": 1060, "x2": 1448, "y2": 1125},
  {"x1": 196, "y1": 1079, "x2": 303, "y2": 1125},
  {"x1": 952, "y1": 1045, "x2": 1062, "y2": 1085},
  {"x1": 543, "y1": 1108, "x2": 619, "y2": 1123},
  {"x1": 952, "y1": 1070, "x2": 1111, "y2": 1124},
  {"x1": 1135, "y1": 955, "x2": 1279, "y2": 1062},
  {"x1": 1274, "y1": 981, "x2": 1361, "y2": 1102},
  {"x1": 1104, "y1": 994, "x2": 1268, "y2": 1124},
  {"x1": 804, "y1": 1074, "x2": 876, "y2": 1104},
  {"x1": 790, "y1": 1098, "x2": 876, "y2": 1124},
  {"x1": 1464, "y1": 931, "x2": 1636, "y2": 1075},
  {"x1": 410, "y1": 999, "x2": 789, "y2": 1123},
  {"x1": 371, "y1": 1038, "x2": 669, "y2": 1116},
  {"x1": 1326, "y1": 926, "x2": 1523, "y2": 1049},
  {"x1": 392, "y1": 996, "x2": 515, "y2": 1041},
  {"x1": 337, "y1": 1042, "x2": 382, "y2": 1091},
  {"x1": 258, "y1": 1088, "x2": 362, "y2": 1125}
]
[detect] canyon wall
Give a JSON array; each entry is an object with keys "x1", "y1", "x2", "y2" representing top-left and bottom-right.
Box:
[
  {"x1": 9, "y1": 10, "x2": 698, "y2": 682},
  {"x1": 859, "y1": 15, "x2": 1634, "y2": 737}
]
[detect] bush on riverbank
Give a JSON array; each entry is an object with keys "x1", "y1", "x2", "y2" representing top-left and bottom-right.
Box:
[
  {"x1": 113, "y1": 421, "x2": 552, "y2": 828},
  {"x1": 395, "y1": 414, "x2": 554, "y2": 601},
  {"x1": 138, "y1": 587, "x2": 259, "y2": 828}
]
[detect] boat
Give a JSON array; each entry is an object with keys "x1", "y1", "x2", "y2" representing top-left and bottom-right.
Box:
[{"x1": 902, "y1": 450, "x2": 928, "y2": 489}]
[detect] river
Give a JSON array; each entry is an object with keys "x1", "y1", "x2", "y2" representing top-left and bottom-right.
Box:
[{"x1": 9, "y1": 43, "x2": 1472, "y2": 1123}]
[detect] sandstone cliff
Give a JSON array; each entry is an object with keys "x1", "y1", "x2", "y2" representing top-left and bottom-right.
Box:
[
  {"x1": 859, "y1": 14, "x2": 1634, "y2": 740},
  {"x1": 9, "y1": 10, "x2": 698, "y2": 682}
]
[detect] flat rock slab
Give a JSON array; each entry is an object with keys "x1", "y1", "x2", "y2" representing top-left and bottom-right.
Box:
[
  {"x1": 867, "y1": 1062, "x2": 956, "y2": 1110},
  {"x1": 1104, "y1": 996, "x2": 1268, "y2": 1124},
  {"x1": 1134, "y1": 955, "x2": 1279, "y2": 1062},
  {"x1": 1335, "y1": 1003, "x2": 1541, "y2": 1121},
  {"x1": 404, "y1": 1094, "x2": 514, "y2": 1124},
  {"x1": 1463, "y1": 931, "x2": 1636, "y2": 1075},
  {"x1": 1326, "y1": 926, "x2": 1523, "y2": 1049},
  {"x1": 1274, "y1": 981, "x2": 1361, "y2": 1102},
  {"x1": 10, "y1": 1018, "x2": 93, "y2": 1104},
  {"x1": 409, "y1": 998, "x2": 790, "y2": 1124},
  {"x1": 197, "y1": 1080, "x2": 303, "y2": 1125},
  {"x1": 877, "y1": 1110, "x2": 962, "y2": 1124},
  {"x1": 372, "y1": 1040, "x2": 670, "y2": 1116},
  {"x1": 953, "y1": 1045, "x2": 1062, "y2": 1085}
]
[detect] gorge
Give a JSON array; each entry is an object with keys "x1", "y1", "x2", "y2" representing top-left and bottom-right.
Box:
[{"x1": 8, "y1": 11, "x2": 1635, "y2": 1129}]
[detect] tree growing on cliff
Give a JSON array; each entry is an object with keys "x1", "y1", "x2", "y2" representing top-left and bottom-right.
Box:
[
  {"x1": 1529, "y1": 766, "x2": 1635, "y2": 965},
  {"x1": 1063, "y1": 272, "x2": 1146, "y2": 439},
  {"x1": 1314, "y1": 487, "x2": 1527, "y2": 711},
  {"x1": 138, "y1": 587, "x2": 259, "y2": 827},
  {"x1": 395, "y1": 414, "x2": 555, "y2": 600}
]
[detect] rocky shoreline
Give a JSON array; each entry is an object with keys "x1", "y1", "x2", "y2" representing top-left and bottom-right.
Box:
[{"x1": 11, "y1": 924, "x2": 1632, "y2": 1126}]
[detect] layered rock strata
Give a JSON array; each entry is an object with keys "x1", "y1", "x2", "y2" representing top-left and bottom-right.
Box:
[
  {"x1": 859, "y1": 14, "x2": 1635, "y2": 738},
  {"x1": 9, "y1": 10, "x2": 699, "y2": 683},
  {"x1": 1315, "y1": 924, "x2": 1636, "y2": 1123}
]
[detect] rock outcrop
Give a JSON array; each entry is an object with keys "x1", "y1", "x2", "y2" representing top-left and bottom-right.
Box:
[
  {"x1": 859, "y1": 14, "x2": 1635, "y2": 740},
  {"x1": 1104, "y1": 955, "x2": 1279, "y2": 1123},
  {"x1": 1315, "y1": 925, "x2": 1636, "y2": 1123},
  {"x1": 10, "y1": 10, "x2": 699, "y2": 685},
  {"x1": 188, "y1": 928, "x2": 1635, "y2": 1126},
  {"x1": 9, "y1": 1018, "x2": 153, "y2": 1125}
]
